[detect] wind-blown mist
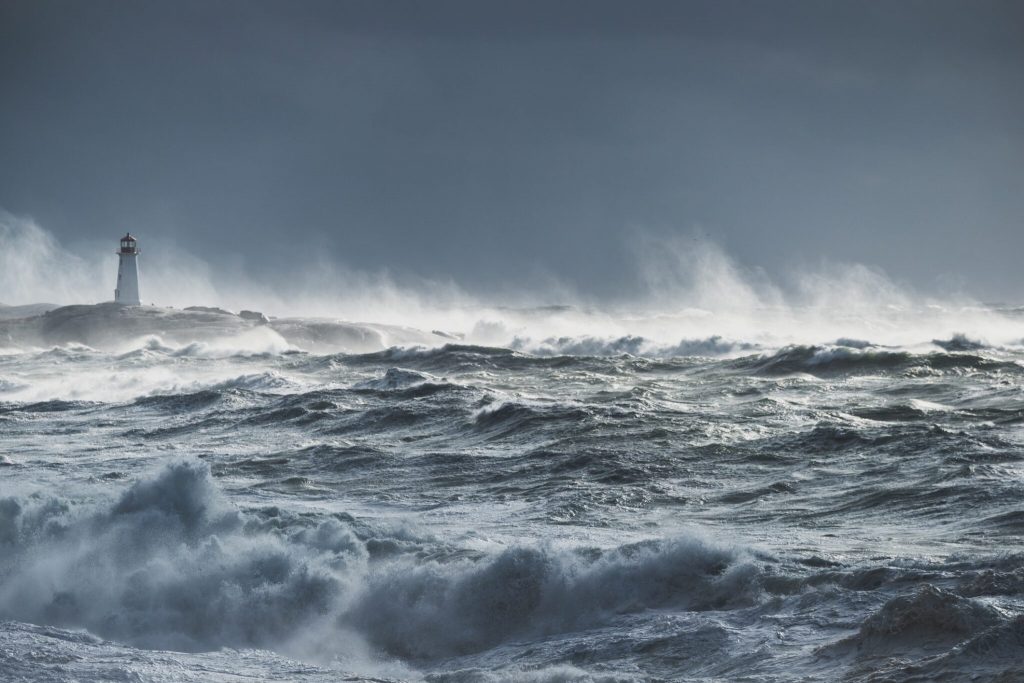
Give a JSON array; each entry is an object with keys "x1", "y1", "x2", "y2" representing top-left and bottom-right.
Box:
[
  {"x1": 0, "y1": 210, "x2": 219, "y2": 307},
  {"x1": 2, "y1": 208, "x2": 1020, "y2": 354}
]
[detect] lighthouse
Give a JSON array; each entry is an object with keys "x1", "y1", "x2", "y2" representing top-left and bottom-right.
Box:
[{"x1": 114, "y1": 233, "x2": 141, "y2": 305}]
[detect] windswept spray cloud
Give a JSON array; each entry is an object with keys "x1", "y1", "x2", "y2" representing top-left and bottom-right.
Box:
[
  {"x1": 616, "y1": 233, "x2": 1019, "y2": 349},
  {"x1": 0, "y1": 211, "x2": 109, "y2": 305},
  {"x1": 3, "y1": 210, "x2": 1023, "y2": 352},
  {"x1": 632, "y1": 232, "x2": 782, "y2": 313},
  {"x1": 0, "y1": 210, "x2": 472, "y2": 323},
  {"x1": 0, "y1": 210, "x2": 220, "y2": 308}
]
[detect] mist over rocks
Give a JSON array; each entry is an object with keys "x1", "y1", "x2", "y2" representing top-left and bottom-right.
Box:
[
  {"x1": 0, "y1": 302, "x2": 61, "y2": 320},
  {"x1": 0, "y1": 302, "x2": 445, "y2": 353}
]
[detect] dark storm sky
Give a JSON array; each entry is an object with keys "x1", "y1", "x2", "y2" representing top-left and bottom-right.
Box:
[{"x1": 1, "y1": 1, "x2": 1022, "y2": 299}]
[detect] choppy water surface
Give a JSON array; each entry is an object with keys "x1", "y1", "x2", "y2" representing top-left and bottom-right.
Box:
[{"x1": 2, "y1": 313, "x2": 1024, "y2": 682}]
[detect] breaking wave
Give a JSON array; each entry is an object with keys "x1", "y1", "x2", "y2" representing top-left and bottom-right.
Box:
[
  {"x1": 847, "y1": 585, "x2": 1003, "y2": 653},
  {"x1": 823, "y1": 583, "x2": 1024, "y2": 682},
  {"x1": 732, "y1": 343, "x2": 1021, "y2": 377},
  {"x1": 513, "y1": 335, "x2": 760, "y2": 358},
  {"x1": 0, "y1": 459, "x2": 766, "y2": 663},
  {"x1": 0, "y1": 459, "x2": 357, "y2": 653}
]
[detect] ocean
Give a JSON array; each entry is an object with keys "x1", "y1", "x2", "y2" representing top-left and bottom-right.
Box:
[{"x1": 1, "y1": 302, "x2": 1023, "y2": 682}]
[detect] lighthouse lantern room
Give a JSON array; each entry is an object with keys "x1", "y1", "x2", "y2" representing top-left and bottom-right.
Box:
[{"x1": 114, "y1": 233, "x2": 141, "y2": 305}]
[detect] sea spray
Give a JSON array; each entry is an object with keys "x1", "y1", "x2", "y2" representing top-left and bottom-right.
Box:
[{"x1": 0, "y1": 458, "x2": 766, "y2": 664}]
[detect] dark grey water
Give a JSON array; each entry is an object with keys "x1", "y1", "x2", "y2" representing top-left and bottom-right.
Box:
[{"x1": 1, "y1": 306, "x2": 1023, "y2": 682}]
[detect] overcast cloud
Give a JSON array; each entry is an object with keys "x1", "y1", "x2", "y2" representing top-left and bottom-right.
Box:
[{"x1": 1, "y1": 0, "x2": 1021, "y2": 302}]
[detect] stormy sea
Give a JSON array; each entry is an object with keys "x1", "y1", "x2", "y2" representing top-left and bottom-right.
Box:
[{"x1": 2, "y1": 299, "x2": 1024, "y2": 682}]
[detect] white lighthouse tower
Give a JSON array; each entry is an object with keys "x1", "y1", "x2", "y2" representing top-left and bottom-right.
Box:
[{"x1": 114, "y1": 233, "x2": 141, "y2": 305}]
